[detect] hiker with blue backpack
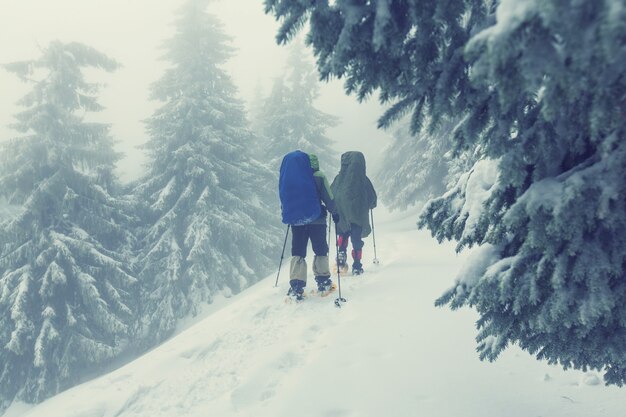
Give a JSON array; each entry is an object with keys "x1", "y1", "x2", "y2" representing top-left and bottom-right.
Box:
[
  {"x1": 331, "y1": 151, "x2": 377, "y2": 275},
  {"x1": 279, "y1": 151, "x2": 339, "y2": 301}
]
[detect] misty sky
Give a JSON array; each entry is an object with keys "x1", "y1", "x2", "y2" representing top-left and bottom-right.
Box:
[{"x1": 0, "y1": 0, "x2": 391, "y2": 182}]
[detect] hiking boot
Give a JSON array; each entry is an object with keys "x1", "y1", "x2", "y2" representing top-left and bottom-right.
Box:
[
  {"x1": 288, "y1": 279, "x2": 306, "y2": 301},
  {"x1": 286, "y1": 287, "x2": 305, "y2": 300},
  {"x1": 315, "y1": 276, "x2": 333, "y2": 292},
  {"x1": 352, "y1": 265, "x2": 364, "y2": 275}
]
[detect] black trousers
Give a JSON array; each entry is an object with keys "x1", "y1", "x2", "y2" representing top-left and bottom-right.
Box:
[{"x1": 291, "y1": 224, "x2": 329, "y2": 257}]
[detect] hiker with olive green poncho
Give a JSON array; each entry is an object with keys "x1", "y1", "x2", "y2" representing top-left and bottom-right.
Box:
[{"x1": 331, "y1": 151, "x2": 377, "y2": 275}]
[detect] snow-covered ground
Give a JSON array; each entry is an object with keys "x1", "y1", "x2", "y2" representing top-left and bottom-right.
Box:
[{"x1": 6, "y1": 207, "x2": 625, "y2": 417}]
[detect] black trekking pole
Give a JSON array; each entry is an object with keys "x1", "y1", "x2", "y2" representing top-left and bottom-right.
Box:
[
  {"x1": 334, "y1": 221, "x2": 347, "y2": 308},
  {"x1": 371, "y1": 209, "x2": 379, "y2": 264},
  {"x1": 274, "y1": 225, "x2": 290, "y2": 287}
]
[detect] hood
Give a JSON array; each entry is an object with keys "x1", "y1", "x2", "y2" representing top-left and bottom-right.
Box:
[{"x1": 339, "y1": 151, "x2": 366, "y2": 176}]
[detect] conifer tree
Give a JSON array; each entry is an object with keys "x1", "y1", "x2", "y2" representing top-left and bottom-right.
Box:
[
  {"x1": 266, "y1": 0, "x2": 626, "y2": 384},
  {"x1": 378, "y1": 118, "x2": 474, "y2": 210},
  {"x1": 135, "y1": 0, "x2": 281, "y2": 345},
  {"x1": 256, "y1": 42, "x2": 338, "y2": 171},
  {"x1": 0, "y1": 41, "x2": 136, "y2": 407},
  {"x1": 248, "y1": 80, "x2": 266, "y2": 135}
]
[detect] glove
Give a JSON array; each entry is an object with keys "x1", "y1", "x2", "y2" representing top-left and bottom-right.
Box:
[{"x1": 332, "y1": 212, "x2": 340, "y2": 224}]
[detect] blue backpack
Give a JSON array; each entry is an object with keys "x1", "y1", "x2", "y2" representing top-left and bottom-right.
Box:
[{"x1": 279, "y1": 151, "x2": 321, "y2": 225}]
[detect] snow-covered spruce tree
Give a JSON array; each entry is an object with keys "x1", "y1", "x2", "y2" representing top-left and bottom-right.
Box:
[
  {"x1": 134, "y1": 0, "x2": 282, "y2": 345},
  {"x1": 255, "y1": 77, "x2": 290, "y2": 159},
  {"x1": 377, "y1": 117, "x2": 475, "y2": 210},
  {"x1": 0, "y1": 41, "x2": 137, "y2": 408},
  {"x1": 248, "y1": 81, "x2": 266, "y2": 135},
  {"x1": 265, "y1": 0, "x2": 626, "y2": 384},
  {"x1": 256, "y1": 42, "x2": 338, "y2": 172}
]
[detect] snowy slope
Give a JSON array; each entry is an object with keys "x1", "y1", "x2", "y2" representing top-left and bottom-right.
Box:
[{"x1": 6, "y1": 207, "x2": 625, "y2": 417}]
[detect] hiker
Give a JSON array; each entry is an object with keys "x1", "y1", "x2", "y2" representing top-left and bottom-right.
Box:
[
  {"x1": 279, "y1": 151, "x2": 339, "y2": 301},
  {"x1": 331, "y1": 151, "x2": 377, "y2": 275}
]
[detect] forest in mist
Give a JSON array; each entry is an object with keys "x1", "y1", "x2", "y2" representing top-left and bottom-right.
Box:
[{"x1": 1, "y1": 0, "x2": 625, "y2": 412}]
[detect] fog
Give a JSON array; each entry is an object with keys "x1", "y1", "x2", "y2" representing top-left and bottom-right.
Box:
[{"x1": 0, "y1": 0, "x2": 392, "y2": 183}]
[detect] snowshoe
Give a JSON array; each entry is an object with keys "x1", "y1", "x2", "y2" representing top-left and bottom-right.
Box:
[
  {"x1": 315, "y1": 277, "x2": 331, "y2": 290},
  {"x1": 318, "y1": 282, "x2": 337, "y2": 297},
  {"x1": 285, "y1": 280, "x2": 306, "y2": 303},
  {"x1": 285, "y1": 287, "x2": 306, "y2": 303},
  {"x1": 352, "y1": 266, "x2": 364, "y2": 276},
  {"x1": 332, "y1": 263, "x2": 349, "y2": 274},
  {"x1": 333, "y1": 250, "x2": 348, "y2": 273},
  {"x1": 312, "y1": 276, "x2": 337, "y2": 297}
]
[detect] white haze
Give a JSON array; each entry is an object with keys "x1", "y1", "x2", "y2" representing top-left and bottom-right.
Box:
[{"x1": 0, "y1": 0, "x2": 391, "y2": 183}]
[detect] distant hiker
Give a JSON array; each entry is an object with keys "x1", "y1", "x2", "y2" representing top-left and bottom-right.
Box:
[
  {"x1": 279, "y1": 151, "x2": 339, "y2": 301},
  {"x1": 331, "y1": 151, "x2": 377, "y2": 275}
]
